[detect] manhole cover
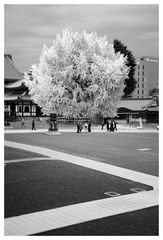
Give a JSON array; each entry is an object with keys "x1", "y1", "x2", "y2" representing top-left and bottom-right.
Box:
[{"x1": 104, "y1": 192, "x2": 121, "y2": 197}]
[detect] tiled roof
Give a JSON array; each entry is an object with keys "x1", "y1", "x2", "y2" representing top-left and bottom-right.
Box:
[
  {"x1": 4, "y1": 92, "x2": 20, "y2": 101},
  {"x1": 5, "y1": 79, "x2": 26, "y2": 89},
  {"x1": 4, "y1": 54, "x2": 24, "y2": 82},
  {"x1": 4, "y1": 91, "x2": 32, "y2": 101},
  {"x1": 118, "y1": 98, "x2": 153, "y2": 111},
  {"x1": 147, "y1": 106, "x2": 159, "y2": 112}
]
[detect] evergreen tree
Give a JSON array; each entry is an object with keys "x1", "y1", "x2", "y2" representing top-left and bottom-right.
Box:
[{"x1": 113, "y1": 39, "x2": 137, "y2": 97}]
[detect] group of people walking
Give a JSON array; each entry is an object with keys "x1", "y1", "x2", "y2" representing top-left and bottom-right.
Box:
[
  {"x1": 102, "y1": 119, "x2": 117, "y2": 132},
  {"x1": 20, "y1": 117, "x2": 117, "y2": 133},
  {"x1": 21, "y1": 118, "x2": 36, "y2": 130},
  {"x1": 77, "y1": 121, "x2": 91, "y2": 133}
]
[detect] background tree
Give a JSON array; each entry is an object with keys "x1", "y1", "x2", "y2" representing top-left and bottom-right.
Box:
[
  {"x1": 113, "y1": 39, "x2": 137, "y2": 98},
  {"x1": 24, "y1": 29, "x2": 129, "y2": 119}
]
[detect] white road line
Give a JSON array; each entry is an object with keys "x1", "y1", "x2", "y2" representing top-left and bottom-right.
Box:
[
  {"x1": 5, "y1": 157, "x2": 52, "y2": 164},
  {"x1": 4, "y1": 141, "x2": 158, "y2": 188},
  {"x1": 137, "y1": 148, "x2": 152, "y2": 151},
  {"x1": 4, "y1": 140, "x2": 159, "y2": 236},
  {"x1": 5, "y1": 190, "x2": 158, "y2": 236}
]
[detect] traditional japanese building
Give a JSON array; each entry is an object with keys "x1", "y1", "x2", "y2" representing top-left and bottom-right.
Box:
[
  {"x1": 4, "y1": 54, "x2": 38, "y2": 122},
  {"x1": 117, "y1": 97, "x2": 159, "y2": 123}
]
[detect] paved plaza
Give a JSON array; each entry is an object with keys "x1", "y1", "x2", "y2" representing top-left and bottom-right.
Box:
[
  {"x1": 4, "y1": 3, "x2": 159, "y2": 237},
  {"x1": 4, "y1": 127, "x2": 159, "y2": 236}
]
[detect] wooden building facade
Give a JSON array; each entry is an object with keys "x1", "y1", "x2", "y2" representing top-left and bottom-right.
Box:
[{"x1": 4, "y1": 54, "x2": 38, "y2": 121}]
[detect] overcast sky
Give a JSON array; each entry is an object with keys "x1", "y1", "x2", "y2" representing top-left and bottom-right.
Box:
[{"x1": 4, "y1": 4, "x2": 158, "y2": 72}]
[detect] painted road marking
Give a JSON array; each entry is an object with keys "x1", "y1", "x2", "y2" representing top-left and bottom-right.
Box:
[
  {"x1": 137, "y1": 148, "x2": 152, "y2": 151},
  {"x1": 4, "y1": 141, "x2": 158, "y2": 188},
  {"x1": 104, "y1": 192, "x2": 121, "y2": 197},
  {"x1": 5, "y1": 190, "x2": 158, "y2": 236},
  {"x1": 5, "y1": 157, "x2": 52, "y2": 164},
  {"x1": 4, "y1": 140, "x2": 158, "y2": 236},
  {"x1": 130, "y1": 188, "x2": 146, "y2": 193}
]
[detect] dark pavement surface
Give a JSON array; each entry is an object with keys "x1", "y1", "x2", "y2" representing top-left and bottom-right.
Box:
[
  {"x1": 5, "y1": 160, "x2": 153, "y2": 218},
  {"x1": 4, "y1": 131, "x2": 159, "y2": 235},
  {"x1": 33, "y1": 206, "x2": 158, "y2": 236},
  {"x1": 5, "y1": 132, "x2": 159, "y2": 176}
]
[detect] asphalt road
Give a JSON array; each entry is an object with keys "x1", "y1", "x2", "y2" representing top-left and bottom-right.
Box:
[
  {"x1": 4, "y1": 131, "x2": 159, "y2": 235},
  {"x1": 33, "y1": 206, "x2": 158, "y2": 236},
  {"x1": 5, "y1": 160, "x2": 153, "y2": 218},
  {"x1": 5, "y1": 132, "x2": 159, "y2": 176}
]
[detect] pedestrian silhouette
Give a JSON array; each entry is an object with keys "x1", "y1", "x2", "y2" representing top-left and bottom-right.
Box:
[
  {"x1": 21, "y1": 118, "x2": 25, "y2": 128},
  {"x1": 106, "y1": 119, "x2": 110, "y2": 131},
  {"x1": 88, "y1": 121, "x2": 91, "y2": 132},
  {"x1": 32, "y1": 118, "x2": 36, "y2": 130}
]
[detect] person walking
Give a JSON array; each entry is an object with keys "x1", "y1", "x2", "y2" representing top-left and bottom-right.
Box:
[
  {"x1": 101, "y1": 119, "x2": 105, "y2": 130},
  {"x1": 110, "y1": 119, "x2": 114, "y2": 132},
  {"x1": 88, "y1": 121, "x2": 91, "y2": 132},
  {"x1": 84, "y1": 122, "x2": 88, "y2": 132},
  {"x1": 110, "y1": 119, "x2": 116, "y2": 132},
  {"x1": 32, "y1": 118, "x2": 36, "y2": 130},
  {"x1": 114, "y1": 120, "x2": 117, "y2": 131},
  {"x1": 79, "y1": 122, "x2": 83, "y2": 132},
  {"x1": 77, "y1": 121, "x2": 80, "y2": 133},
  {"x1": 106, "y1": 119, "x2": 110, "y2": 131},
  {"x1": 21, "y1": 118, "x2": 25, "y2": 128}
]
